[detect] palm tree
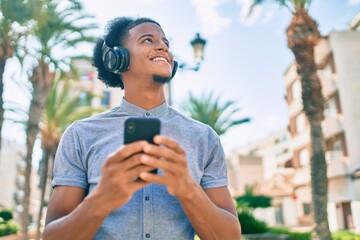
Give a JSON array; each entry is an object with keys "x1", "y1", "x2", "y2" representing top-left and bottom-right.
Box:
[
  {"x1": 36, "y1": 77, "x2": 105, "y2": 239},
  {"x1": 20, "y1": 0, "x2": 97, "y2": 237},
  {"x1": 180, "y1": 91, "x2": 250, "y2": 136},
  {"x1": 250, "y1": 1, "x2": 331, "y2": 239},
  {"x1": 0, "y1": 0, "x2": 38, "y2": 156}
]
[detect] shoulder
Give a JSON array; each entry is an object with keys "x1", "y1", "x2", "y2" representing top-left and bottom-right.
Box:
[
  {"x1": 167, "y1": 107, "x2": 219, "y2": 139},
  {"x1": 61, "y1": 107, "x2": 123, "y2": 140}
]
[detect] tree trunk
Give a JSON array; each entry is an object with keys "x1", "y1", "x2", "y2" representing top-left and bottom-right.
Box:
[
  {"x1": 286, "y1": 9, "x2": 331, "y2": 240},
  {"x1": 36, "y1": 146, "x2": 51, "y2": 240},
  {"x1": 21, "y1": 62, "x2": 55, "y2": 240}
]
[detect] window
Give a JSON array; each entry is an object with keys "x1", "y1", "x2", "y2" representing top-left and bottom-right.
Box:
[
  {"x1": 101, "y1": 91, "x2": 111, "y2": 106},
  {"x1": 303, "y1": 203, "x2": 312, "y2": 215},
  {"x1": 79, "y1": 92, "x2": 91, "y2": 106},
  {"x1": 333, "y1": 140, "x2": 343, "y2": 152},
  {"x1": 324, "y1": 97, "x2": 337, "y2": 118}
]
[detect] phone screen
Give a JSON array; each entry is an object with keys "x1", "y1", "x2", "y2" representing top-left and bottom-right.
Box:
[{"x1": 124, "y1": 117, "x2": 161, "y2": 174}]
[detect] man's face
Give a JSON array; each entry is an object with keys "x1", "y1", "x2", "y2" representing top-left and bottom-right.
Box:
[{"x1": 123, "y1": 22, "x2": 174, "y2": 82}]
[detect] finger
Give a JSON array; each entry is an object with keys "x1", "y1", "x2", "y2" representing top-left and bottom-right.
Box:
[
  {"x1": 139, "y1": 171, "x2": 166, "y2": 185},
  {"x1": 120, "y1": 153, "x2": 143, "y2": 171},
  {"x1": 126, "y1": 164, "x2": 158, "y2": 180},
  {"x1": 107, "y1": 141, "x2": 148, "y2": 163},
  {"x1": 142, "y1": 144, "x2": 180, "y2": 164},
  {"x1": 153, "y1": 135, "x2": 185, "y2": 155},
  {"x1": 140, "y1": 154, "x2": 176, "y2": 174}
]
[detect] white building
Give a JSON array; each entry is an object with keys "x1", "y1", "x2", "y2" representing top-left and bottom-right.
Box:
[
  {"x1": 284, "y1": 31, "x2": 360, "y2": 232},
  {"x1": 228, "y1": 30, "x2": 360, "y2": 232},
  {"x1": 73, "y1": 59, "x2": 124, "y2": 108},
  {"x1": 0, "y1": 140, "x2": 40, "y2": 224},
  {"x1": 228, "y1": 129, "x2": 298, "y2": 227}
]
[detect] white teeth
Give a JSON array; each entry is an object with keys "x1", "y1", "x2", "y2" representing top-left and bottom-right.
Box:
[{"x1": 152, "y1": 57, "x2": 167, "y2": 63}]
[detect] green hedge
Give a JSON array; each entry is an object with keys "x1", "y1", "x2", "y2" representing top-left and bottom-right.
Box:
[
  {"x1": 0, "y1": 208, "x2": 20, "y2": 237},
  {"x1": 271, "y1": 228, "x2": 360, "y2": 240},
  {"x1": 238, "y1": 211, "x2": 268, "y2": 234},
  {"x1": 270, "y1": 227, "x2": 311, "y2": 240},
  {"x1": 236, "y1": 195, "x2": 272, "y2": 209},
  {"x1": 332, "y1": 231, "x2": 360, "y2": 240},
  {"x1": 0, "y1": 221, "x2": 20, "y2": 237},
  {"x1": 0, "y1": 209, "x2": 13, "y2": 222}
]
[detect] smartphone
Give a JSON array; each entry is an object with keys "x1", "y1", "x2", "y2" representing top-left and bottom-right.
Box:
[{"x1": 124, "y1": 117, "x2": 161, "y2": 174}]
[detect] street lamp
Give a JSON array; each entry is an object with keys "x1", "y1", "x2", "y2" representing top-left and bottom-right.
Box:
[
  {"x1": 178, "y1": 33, "x2": 207, "y2": 72},
  {"x1": 168, "y1": 33, "x2": 206, "y2": 105}
]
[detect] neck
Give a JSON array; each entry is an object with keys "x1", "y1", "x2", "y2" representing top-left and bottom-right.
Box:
[{"x1": 124, "y1": 82, "x2": 166, "y2": 110}]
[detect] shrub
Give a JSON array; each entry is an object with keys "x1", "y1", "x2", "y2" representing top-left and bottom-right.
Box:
[
  {"x1": 332, "y1": 230, "x2": 360, "y2": 240},
  {"x1": 0, "y1": 221, "x2": 20, "y2": 237},
  {"x1": 236, "y1": 195, "x2": 272, "y2": 209},
  {"x1": 0, "y1": 208, "x2": 13, "y2": 222},
  {"x1": 270, "y1": 227, "x2": 311, "y2": 240},
  {"x1": 0, "y1": 209, "x2": 13, "y2": 222},
  {"x1": 238, "y1": 210, "x2": 268, "y2": 234}
]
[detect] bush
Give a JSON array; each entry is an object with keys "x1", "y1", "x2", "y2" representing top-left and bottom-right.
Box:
[
  {"x1": 0, "y1": 221, "x2": 20, "y2": 237},
  {"x1": 0, "y1": 209, "x2": 13, "y2": 222},
  {"x1": 270, "y1": 227, "x2": 311, "y2": 240},
  {"x1": 238, "y1": 210, "x2": 268, "y2": 234},
  {"x1": 332, "y1": 231, "x2": 360, "y2": 240},
  {"x1": 236, "y1": 195, "x2": 272, "y2": 209}
]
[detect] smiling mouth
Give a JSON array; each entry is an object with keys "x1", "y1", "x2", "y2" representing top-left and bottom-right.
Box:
[{"x1": 150, "y1": 57, "x2": 169, "y2": 63}]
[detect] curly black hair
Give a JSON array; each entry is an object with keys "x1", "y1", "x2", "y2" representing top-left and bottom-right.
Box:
[{"x1": 92, "y1": 17, "x2": 161, "y2": 89}]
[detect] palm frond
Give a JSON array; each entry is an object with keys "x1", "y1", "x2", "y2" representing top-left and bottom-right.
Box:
[{"x1": 180, "y1": 91, "x2": 250, "y2": 135}]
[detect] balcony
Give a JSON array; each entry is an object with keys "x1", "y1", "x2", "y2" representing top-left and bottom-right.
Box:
[
  {"x1": 322, "y1": 115, "x2": 344, "y2": 138},
  {"x1": 293, "y1": 151, "x2": 348, "y2": 187},
  {"x1": 288, "y1": 99, "x2": 303, "y2": 117},
  {"x1": 326, "y1": 151, "x2": 349, "y2": 178},
  {"x1": 293, "y1": 166, "x2": 311, "y2": 186},
  {"x1": 320, "y1": 75, "x2": 338, "y2": 98}
]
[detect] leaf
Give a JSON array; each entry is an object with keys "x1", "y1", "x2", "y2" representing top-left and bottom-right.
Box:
[{"x1": 180, "y1": 91, "x2": 250, "y2": 135}]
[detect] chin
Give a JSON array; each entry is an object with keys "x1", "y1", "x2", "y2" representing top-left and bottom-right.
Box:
[{"x1": 152, "y1": 74, "x2": 172, "y2": 84}]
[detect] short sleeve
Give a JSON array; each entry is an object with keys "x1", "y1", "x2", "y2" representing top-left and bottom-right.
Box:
[
  {"x1": 51, "y1": 122, "x2": 88, "y2": 189},
  {"x1": 200, "y1": 128, "x2": 228, "y2": 190}
]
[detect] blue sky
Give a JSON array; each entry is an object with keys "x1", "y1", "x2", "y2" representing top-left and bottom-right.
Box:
[{"x1": 4, "y1": 0, "x2": 360, "y2": 152}]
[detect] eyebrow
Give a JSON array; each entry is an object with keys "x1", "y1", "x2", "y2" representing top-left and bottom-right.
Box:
[{"x1": 138, "y1": 34, "x2": 169, "y2": 45}]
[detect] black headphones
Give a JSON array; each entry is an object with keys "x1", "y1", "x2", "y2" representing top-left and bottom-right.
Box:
[{"x1": 102, "y1": 41, "x2": 178, "y2": 79}]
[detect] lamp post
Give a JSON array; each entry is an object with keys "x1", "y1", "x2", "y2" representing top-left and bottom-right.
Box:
[
  {"x1": 178, "y1": 33, "x2": 207, "y2": 72},
  {"x1": 168, "y1": 33, "x2": 207, "y2": 105}
]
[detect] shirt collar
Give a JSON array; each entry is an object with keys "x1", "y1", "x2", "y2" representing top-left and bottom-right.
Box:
[{"x1": 119, "y1": 98, "x2": 169, "y2": 118}]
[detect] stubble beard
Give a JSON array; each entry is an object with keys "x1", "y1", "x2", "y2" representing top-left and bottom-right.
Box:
[{"x1": 152, "y1": 75, "x2": 171, "y2": 84}]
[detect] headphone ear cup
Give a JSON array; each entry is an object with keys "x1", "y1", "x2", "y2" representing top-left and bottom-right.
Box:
[
  {"x1": 171, "y1": 61, "x2": 178, "y2": 79},
  {"x1": 102, "y1": 43, "x2": 130, "y2": 73},
  {"x1": 113, "y1": 46, "x2": 130, "y2": 73}
]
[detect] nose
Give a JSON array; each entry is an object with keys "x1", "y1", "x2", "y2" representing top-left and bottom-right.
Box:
[{"x1": 155, "y1": 40, "x2": 169, "y2": 51}]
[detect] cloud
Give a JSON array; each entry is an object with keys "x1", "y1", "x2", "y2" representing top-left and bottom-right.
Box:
[
  {"x1": 348, "y1": 0, "x2": 360, "y2": 5},
  {"x1": 191, "y1": 0, "x2": 232, "y2": 35},
  {"x1": 136, "y1": 0, "x2": 166, "y2": 4},
  {"x1": 261, "y1": 11, "x2": 274, "y2": 25},
  {"x1": 236, "y1": 0, "x2": 263, "y2": 27}
]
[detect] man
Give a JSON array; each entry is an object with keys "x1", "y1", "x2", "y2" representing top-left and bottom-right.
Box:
[{"x1": 43, "y1": 16, "x2": 241, "y2": 240}]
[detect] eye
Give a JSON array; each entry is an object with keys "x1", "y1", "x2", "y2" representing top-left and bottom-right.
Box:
[{"x1": 144, "y1": 38, "x2": 153, "y2": 43}]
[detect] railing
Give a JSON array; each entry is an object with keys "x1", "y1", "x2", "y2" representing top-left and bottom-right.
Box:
[{"x1": 293, "y1": 151, "x2": 348, "y2": 186}]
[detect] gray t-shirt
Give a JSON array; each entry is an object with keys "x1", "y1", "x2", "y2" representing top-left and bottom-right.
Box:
[{"x1": 52, "y1": 99, "x2": 228, "y2": 240}]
